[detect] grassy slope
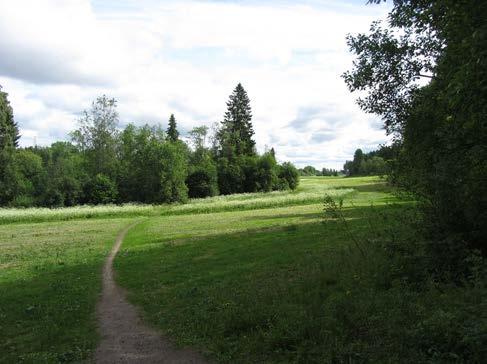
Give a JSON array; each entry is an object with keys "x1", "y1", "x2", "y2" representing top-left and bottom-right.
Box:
[
  {"x1": 0, "y1": 218, "x2": 131, "y2": 363},
  {"x1": 115, "y1": 177, "x2": 485, "y2": 363}
]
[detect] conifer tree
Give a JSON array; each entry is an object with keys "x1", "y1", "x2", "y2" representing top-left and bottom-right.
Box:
[
  {"x1": 218, "y1": 83, "x2": 255, "y2": 157},
  {"x1": 0, "y1": 85, "x2": 21, "y2": 205},
  {"x1": 0, "y1": 85, "x2": 20, "y2": 149},
  {"x1": 166, "y1": 114, "x2": 179, "y2": 142}
]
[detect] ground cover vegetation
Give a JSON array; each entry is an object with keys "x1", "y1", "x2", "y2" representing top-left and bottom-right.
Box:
[
  {"x1": 0, "y1": 176, "x2": 357, "y2": 225},
  {"x1": 0, "y1": 177, "x2": 384, "y2": 363},
  {"x1": 114, "y1": 177, "x2": 485, "y2": 363},
  {"x1": 0, "y1": 83, "x2": 299, "y2": 208},
  {"x1": 0, "y1": 218, "x2": 131, "y2": 362}
]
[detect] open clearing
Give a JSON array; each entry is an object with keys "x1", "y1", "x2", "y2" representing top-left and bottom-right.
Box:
[{"x1": 2, "y1": 176, "x2": 483, "y2": 363}]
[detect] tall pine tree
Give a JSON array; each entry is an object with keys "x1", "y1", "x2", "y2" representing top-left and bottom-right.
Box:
[
  {"x1": 0, "y1": 85, "x2": 21, "y2": 205},
  {"x1": 166, "y1": 114, "x2": 179, "y2": 142},
  {"x1": 218, "y1": 83, "x2": 255, "y2": 157},
  {"x1": 0, "y1": 85, "x2": 20, "y2": 149}
]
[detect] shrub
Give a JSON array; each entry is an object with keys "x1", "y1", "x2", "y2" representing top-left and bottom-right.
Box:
[
  {"x1": 217, "y1": 157, "x2": 244, "y2": 195},
  {"x1": 85, "y1": 174, "x2": 118, "y2": 205},
  {"x1": 186, "y1": 169, "x2": 218, "y2": 199},
  {"x1": 255, "y1": 153, "x2": 278, "y2": 192},
  {"x1": 278, "y1": 162, "x2": 299, "y2": 190}
]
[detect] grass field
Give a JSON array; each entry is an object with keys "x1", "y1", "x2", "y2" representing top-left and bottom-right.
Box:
[
  {"x1": 0, "y1": 176, "x2": 381, "y2": 225},
  {"x1": 1, "y1": 176, "x2": 484, "y2": 363},
  {"x1": 0, "y1": 218, "x2": 132, "y2": 362}
]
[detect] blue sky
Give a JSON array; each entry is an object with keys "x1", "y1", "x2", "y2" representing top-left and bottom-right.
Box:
[{"x1": 0, "y1": 0, "x2": 390, "y2": 169}]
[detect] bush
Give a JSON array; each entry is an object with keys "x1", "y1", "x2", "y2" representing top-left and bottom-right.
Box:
[
  {"x1": 255, "y1": 153, "x2": 278, "y2": 192},
  {"x1": 186, "y1": 169, "x2": 218, "y2": 199},
  {"x1": 85, "y1": 174, "x2": 118, "y2": 205},
  {"x1": 42, "y1": 188, "x2": 65, "y2": 207},
  {"x1": 278, "y1": 162, "x2": 299, "y2": 190},
  {"x1": 11, "y1": 194, "x2": 35, "y2": 208},
  {"x1": 217, "y1": 157, "x2": 244, "y2": 195}
]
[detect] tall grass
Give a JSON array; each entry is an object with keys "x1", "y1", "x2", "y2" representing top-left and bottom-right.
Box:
[
  {"x1": 163, "y1": 188, "x2": 355, "y2": 215},
  {"x1": 0, "y1": 178, "x2": 361, "y2": 224},
  {"x1": 0, "y1": 204, "x2": 158, "y2": 225}
]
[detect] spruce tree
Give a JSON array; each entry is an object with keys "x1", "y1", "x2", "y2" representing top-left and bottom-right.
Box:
[
  {"x1": 218, "y1": 83, "x2": 255, "y2": 157},
  {"x1": 0, "y1": 85, "x2": 20, "y2": 149},
  {"x1": 0, "y1": 85, "x2": 21, "y2": 205},
  {"x1": 166, "y1": 114, "x2": 179, "y2": 142}
]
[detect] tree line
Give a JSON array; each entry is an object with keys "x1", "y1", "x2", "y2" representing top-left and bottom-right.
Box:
[
  {"x1": 342, "y1": 144, "x2": 397, "y2": 177},
  {"x1": 344, "y1": 1, "x2": 486, "y2": 262},
  {"x1": 298, "y1": 166, "x2": 339, "y2": 177},
  {"x1": 0, "y1": 83, "x2": 299, "y2": 207}
]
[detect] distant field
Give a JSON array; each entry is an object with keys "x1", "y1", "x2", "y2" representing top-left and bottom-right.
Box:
[{"x1": 0, "y1": 176, "x2": 384, "y2": 225}]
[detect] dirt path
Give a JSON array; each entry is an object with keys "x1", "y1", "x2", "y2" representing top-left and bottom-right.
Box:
[{"x1": 95, "y1": 222, "x2": 208, "y2": 364}]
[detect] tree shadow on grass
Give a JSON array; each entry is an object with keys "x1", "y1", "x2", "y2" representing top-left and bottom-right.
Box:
[
  {"x1": 0, "y1": 260, "x2": 105, "y2": 363},
  {"x1": 114, "y1": 203, "x2": 418, "y2": 364}
]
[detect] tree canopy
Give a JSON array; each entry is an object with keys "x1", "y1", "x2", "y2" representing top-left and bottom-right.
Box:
[
  {"x1": 0, "y1": 83, "x2": 299, "y2": 207},
  {"x1": 344, "y1": 0, "x2": 487, "y2": 254}
]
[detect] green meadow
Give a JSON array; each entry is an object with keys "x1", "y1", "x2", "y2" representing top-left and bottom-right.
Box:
[{"x1": 1, "y1": 177, "x2": 484, "y2": 363}]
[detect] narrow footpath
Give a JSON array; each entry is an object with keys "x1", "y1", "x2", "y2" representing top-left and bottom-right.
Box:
[{"x1": 95, "y1": 222, "x2": 207, "y2": 364}]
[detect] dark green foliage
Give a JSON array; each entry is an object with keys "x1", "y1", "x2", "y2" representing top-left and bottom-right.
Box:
[
  {"x1": 118, "y1": 124, "x2": 167, "y2": 203},
  {"x1": 344, "y1": 0, "x2": 487, "y2": 255},
  {"x1": 166, "y1": 114, "x2": 179, "y2": 142},
  {"x1": 14, "y1": 150, "x2": 45, "y2": 205},
  {"x1": 298, "y1": 165, "x2": 339, "y2": 177},
  {"x1": 216, "y1": 153, "x2": 295, "y2": 195},
  {"x1": 343, "y1": 147, "x2": 388, "y2": 177},
  {"x1": 186, "y1": 125, "x2": 219, "y2": 198},
  {"x1": 321, "y1": 167, "x2": 339, "y2": 176},
  {"x1": 85, "y1": 174, "x2": 118, "y2": 205},
  {"x1": 160, "y1": 141, "x2": 188, "y2": 203},
  {"x1": 255, "y1": 152, "x2": 278, "y2": 192},
  {"x1": 278, "y1": 162, "x2": 299, "y2": 190},
  {"x1": 116, "y1": 124, "x2": 189, "y2": 204},
  {"x1": 0, "y1": 85, "x2": 19, "y2": 149},
  {"x1": 186, "y1": 169, "x2": 217, "y2": 198},
  {"x1": 0, "y1": 148, "x2": 23, "y2": 206},
  {"x1": 0, "y1": 93, "x2": 298, "y2": 207},
  {"x1": 299, "y1": 165, "x2": 321, "y2": 176},
  {"x1": 217, "y1": 83, "x2": 255, "y2": 158},
  {"x1": 0, "y1": 85, "x2": 22, "y2": 206},
  {"x1": 217, "y1": 157, "x2": 245, "y2": 195}
]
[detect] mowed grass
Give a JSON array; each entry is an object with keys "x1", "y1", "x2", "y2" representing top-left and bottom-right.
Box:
[
  {"x1": 6, "y1": 176, "x2": 473, "y2": 363},
  {"x1": 0, "y1": 218, "x2": 132, "y2": 363},
  {"x1": 0, "y1": 176, "x2": 385, "y2": 364},
  {"x1": 112, "y1": 178, "x2": 419, "y2": 362},
  {"x1": 0, "y1": 176, "x2": 380, "y2": 225},
  {"x1": 114, "y1": 178, "x2": 485, "y2": 363}
]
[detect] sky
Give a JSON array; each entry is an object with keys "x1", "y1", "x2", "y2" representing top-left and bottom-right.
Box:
[{"x1": 0, "y1": 0, "x2": 391, "y2": 169}]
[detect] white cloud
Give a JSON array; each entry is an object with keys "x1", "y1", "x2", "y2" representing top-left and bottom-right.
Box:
[{"x1": 0, "y1": 0, "x2": 391, "y2": 169}]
